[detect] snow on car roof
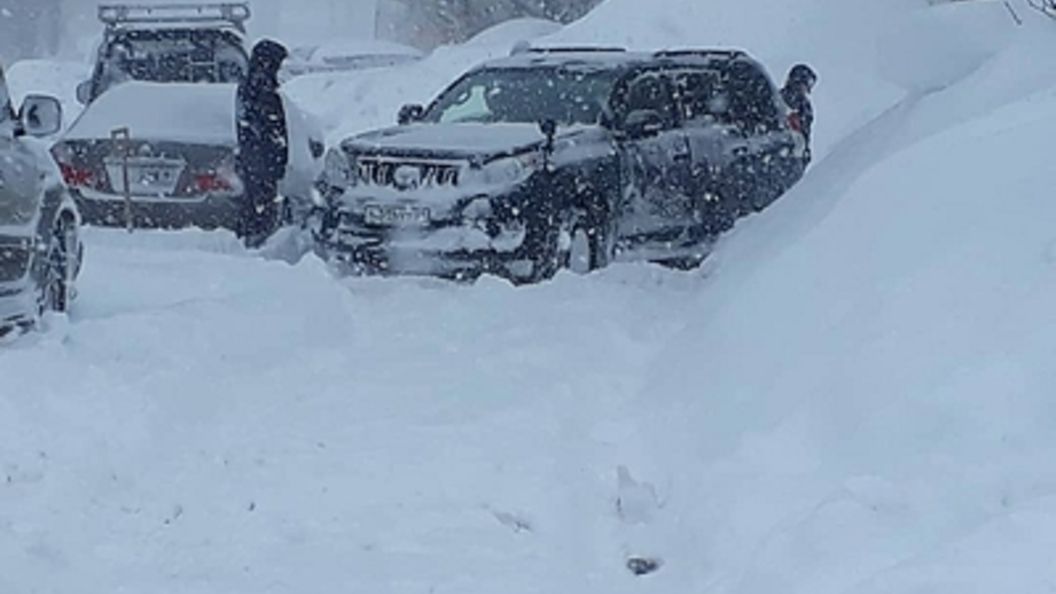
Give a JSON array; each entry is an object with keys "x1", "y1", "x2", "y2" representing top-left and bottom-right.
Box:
[
  {"x1": 63, "y1": 81, "x2": 237, "y2": 144},
  {"x1": 478, "y1": 47, "x2": 748, "y2": 73},
  {"x1": 482, "y1": 48, "x2": 654, "y2": 72}
]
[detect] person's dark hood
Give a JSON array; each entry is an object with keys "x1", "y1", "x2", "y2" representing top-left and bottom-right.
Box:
[{"x1": 247, "y1": 39, "x2": 288, "y2": 87}]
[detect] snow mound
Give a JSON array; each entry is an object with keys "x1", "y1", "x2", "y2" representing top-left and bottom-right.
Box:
[
  {"x1": 465, "y1": 17, "x2": 564, "y2": 49},
  {"x1": 876, "y1": 1, "x2": 1019, "y2": 94}
]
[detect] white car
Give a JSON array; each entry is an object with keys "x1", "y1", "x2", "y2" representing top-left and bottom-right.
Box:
[{"x1": 0, "y1": 67, "x2": 83, "y2": 335}]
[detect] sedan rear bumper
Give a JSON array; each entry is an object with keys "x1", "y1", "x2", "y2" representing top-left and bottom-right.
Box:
[{"x1": 72, "y1": 189, "x2": 242, "y2": 232}]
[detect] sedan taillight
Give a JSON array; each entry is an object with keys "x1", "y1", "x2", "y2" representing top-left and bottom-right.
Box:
[{"x1": 58, "y1": 162, "x2": 97, "y2": 189}]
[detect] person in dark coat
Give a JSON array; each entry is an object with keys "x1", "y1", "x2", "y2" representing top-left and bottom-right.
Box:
[
  {"x1": 235, "y1": 38, "x2": 289, "y2": 248},
  {"x1": 781, "y1": 63, "x2": 817, "y2": 163}
]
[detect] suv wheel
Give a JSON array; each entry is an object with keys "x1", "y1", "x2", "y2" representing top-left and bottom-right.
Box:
[
  {"x1": 567, "y1": 225, "x2": 598, "y2": 275},
  {"x1": 506, "y1": 210, "x2": 577, "y2": 285}
]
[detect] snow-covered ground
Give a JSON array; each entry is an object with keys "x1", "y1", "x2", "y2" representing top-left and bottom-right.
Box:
[{"x1": 5, "y1": 1, "x2": 1056, "y2": 593}]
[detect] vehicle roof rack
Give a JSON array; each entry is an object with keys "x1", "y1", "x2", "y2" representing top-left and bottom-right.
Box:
[
  {"x1": 97, "y1": 3, "x2": 251, "y2": 33},
  {"x1": 653, "y1": 49, "x2": 745, "y2": 60},
  {"x1": 511, "y1": 44, "x2": 627, "y2": 56}
]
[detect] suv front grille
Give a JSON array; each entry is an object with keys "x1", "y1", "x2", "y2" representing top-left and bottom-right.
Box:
[{"x1": 356, "y1": 158, "x2": 461, "y2": 190}]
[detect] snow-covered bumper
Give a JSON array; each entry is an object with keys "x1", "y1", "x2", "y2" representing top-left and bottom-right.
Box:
[{"x1": 312, "y1": 183, "x2": 543, "y2": 280}]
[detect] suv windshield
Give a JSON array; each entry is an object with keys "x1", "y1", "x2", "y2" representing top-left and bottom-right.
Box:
[
  {"x1": 95, "y1": 28, "x2": 247, "y2": 96},
  {"x1": 422, "y1": 67, "x2": 618, "y2": 126}
]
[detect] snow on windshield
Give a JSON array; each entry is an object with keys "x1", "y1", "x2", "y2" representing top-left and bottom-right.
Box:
[{"x1": 424, "y1": 67, "x2": 617, "y2": 125}]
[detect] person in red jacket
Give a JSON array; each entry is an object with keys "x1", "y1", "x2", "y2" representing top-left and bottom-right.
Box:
[{"x1": 781, "y1": 63, "x2": 817, "y2": 163}]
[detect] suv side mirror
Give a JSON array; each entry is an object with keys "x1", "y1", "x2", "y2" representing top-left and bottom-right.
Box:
[
  {"x1": 622, "y1": 109, "x2": 665, "y2": 138},
  {"x1": 397, "y1": 103, "x2": 424, "y2": 125},
  {"x1": 75, "y1": 80, "x2": 91, "y2": 105},
  {"x1": 19, "y1": 95, "x2": 62, "y2": 138}
]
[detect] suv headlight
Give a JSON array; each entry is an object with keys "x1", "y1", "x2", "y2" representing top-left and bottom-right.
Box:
[
  {"x1": 462, "y1": 152, "x2": 542, "y2": 188},
  {"x1": 322, "y1": 148, "x2": 356, "y2": 191}
]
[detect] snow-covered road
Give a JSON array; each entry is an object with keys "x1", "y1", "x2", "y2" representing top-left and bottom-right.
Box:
[{"x1": 6, "y1": 0, "x2": 1056, "y2": 593}]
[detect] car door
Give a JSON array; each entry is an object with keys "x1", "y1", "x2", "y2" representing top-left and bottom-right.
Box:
[
  {"x1": 668, "y1": 66, "x2": 735, "y2": 225},
  {"x1": 717, "y1": 59, "x2": 797, "y2": 212},
  {"x1": 611, "y1": 69, "x2": 696, "y2": 250}
]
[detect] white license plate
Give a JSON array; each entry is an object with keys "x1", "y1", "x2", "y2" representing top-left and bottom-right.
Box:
[
  {"x1": 133, "y1": 165, "x2": 180, "y2": 186},
  {"x1": 363, "y1": 204, "x2": 430, "y2": 226},
  {"x1": 105, "y1": 157, "x2": 185, "y2": 196}
]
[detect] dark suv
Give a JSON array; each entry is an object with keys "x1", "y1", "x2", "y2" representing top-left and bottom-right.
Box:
[
  {"x1": 76, "y1": 3, "x2": 251, "y2": 106},
  {"x1": 312, "y1": 47, "x2": 808, "y2": 283}
]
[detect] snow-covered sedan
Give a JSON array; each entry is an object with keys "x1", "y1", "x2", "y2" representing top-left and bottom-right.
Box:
[
  {"x1": 0, "y1": 75, "x2": 83, "y2": 335},
  {"x1": 50, "y1": 80, "x2": 325, "y2": 232},
  {"x1": 312, "y1": 47, "x2": 807, "y2": 283}
]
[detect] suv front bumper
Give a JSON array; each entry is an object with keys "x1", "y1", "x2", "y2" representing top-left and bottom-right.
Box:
[{"x1": 312, "y1": 208, "x2": 533, "y2": 280}]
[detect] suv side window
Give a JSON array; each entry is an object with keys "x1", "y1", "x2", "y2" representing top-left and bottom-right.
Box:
[
  {"x1": 613, "y1": 70, "x2": 679, "y2": 129},
  {"x1": 670, "y1": 68, "x2": 728, "y2": 126},
  {"x1": 722, "y1": 60, "x2": 781, "y2": 135}
]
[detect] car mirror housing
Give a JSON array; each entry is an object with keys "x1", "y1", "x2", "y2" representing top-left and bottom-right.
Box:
[
  {"x1": 397, "y1": 103, "x2": 424, "y2": 125},
  {"x1": 19, "y1": 95, "x2": 62, "y2": 138},
  {"x1": 75, "y1": 80, "x2": 91, "y2": 105}
]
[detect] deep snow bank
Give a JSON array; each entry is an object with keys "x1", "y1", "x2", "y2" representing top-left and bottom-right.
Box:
[{"x1": 624, "y1": 8, "x2": 1056, "y2": 593}]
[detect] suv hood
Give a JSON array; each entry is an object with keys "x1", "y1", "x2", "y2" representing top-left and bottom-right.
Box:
[{"x1": 343, "y1": 122, "x2": 584, "y2": 161}]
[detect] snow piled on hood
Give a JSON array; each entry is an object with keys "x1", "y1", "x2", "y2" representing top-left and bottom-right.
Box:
[{"x1": 348, "y1": 122, "x2": 547, "y2": 156}]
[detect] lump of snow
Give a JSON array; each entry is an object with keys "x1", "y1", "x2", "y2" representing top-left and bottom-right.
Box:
[{"x1": 876, "y1": 2, "x2": 1017, "y2": 94}]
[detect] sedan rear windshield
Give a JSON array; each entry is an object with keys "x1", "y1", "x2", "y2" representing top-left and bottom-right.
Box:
[
  {"x1": 422, "y1": 67, "x2": 618, "y2": 126},
  {"x1": 95, "y1": 28, "x2": 248, "y2": 95}
]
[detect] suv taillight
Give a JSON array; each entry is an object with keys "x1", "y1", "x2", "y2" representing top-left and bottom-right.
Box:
[{"x1": 787, "y1": 112, "x2": 803, "y2": 133}]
